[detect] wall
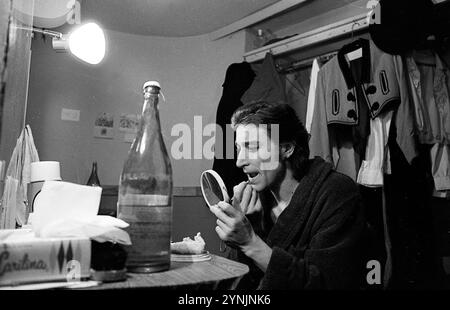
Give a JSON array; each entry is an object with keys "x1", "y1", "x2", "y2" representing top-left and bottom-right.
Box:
[
  {"x1": 25, "y1": 26, "x2": 245, "y2": 256},
  {"x1": 26, "y1": 28, "x2": 246, "y2": 187}
]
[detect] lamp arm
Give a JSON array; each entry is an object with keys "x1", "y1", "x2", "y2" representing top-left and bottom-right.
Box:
[{"x1": 13, "y1": 25, "x2": 63, "y2": 39}]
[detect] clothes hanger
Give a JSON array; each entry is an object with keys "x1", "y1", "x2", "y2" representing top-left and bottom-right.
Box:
[
  {"x1": 336, "y1": 23, "x2": 371, "y2": 88},
  {"x1": 350, "y1": 21, "x2": 359, "y2": 42},
  {"x1": 338, "y1": 22, "x2": 369, "y2": 63}
]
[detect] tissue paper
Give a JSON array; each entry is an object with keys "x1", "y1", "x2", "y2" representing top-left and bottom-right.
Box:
[
  {"x1": 31, "y1": 181, "x2": 131, "y2": 245},
  {"x1": 32, "y1": 181, "x2": 102, "y2": 237}
]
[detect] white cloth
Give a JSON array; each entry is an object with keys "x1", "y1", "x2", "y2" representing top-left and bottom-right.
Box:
[
  {"x1": 433, "y1": 189, "x2": 450, "y2": 199},
  {"x1": 357, "y1": 110, "x2": 393, "y2": 187},
  {"x1": 305, "y1": 58, "x2": 321, "y2": 133},
  {"x1": 430, "y1": 143, "x2": 450, "y2": 198},
  {"x1": 0, "y1": 125, "x2": 39, "y2": 228}
]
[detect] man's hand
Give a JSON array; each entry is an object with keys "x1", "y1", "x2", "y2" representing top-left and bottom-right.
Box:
[
  {"x1": 232, "y1": 181, "x2": 262, "y2": 215},
  {"x1": 211, "y1": 201, "x2": 272, "y2": 272},
  {"x1": 210, "y1": 199, "x2": 272, "y2": 273},
  {"x1": 210, "y1": 201, "x2": 255, "y2": 249}
]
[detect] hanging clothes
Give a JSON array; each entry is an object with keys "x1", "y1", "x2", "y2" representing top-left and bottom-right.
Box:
[
  {"x1": 405, "y1": 51, "x2": 450, "y2": 145},
  {"x1": 305, "y1": 58, "x2": 321, "y2": 133},
  {"x1": 405, "y1": 50, "x2": 450, "y2": 197},
  {"x1": 429, "y1": 143, "x2": 450, "y2": 193},
  {"x1": 309, "y1": 38, "x2": 418, "y2": 180},
  {"x1": 241, "y1": 53, "x2": 286, "y2": 105},
  {"x1": 383, "y1": 127, "x2": 441, "y2": 289},
  {"x1": 285, "y1": 67, "x2": 310, "y2": 125},
  {"x1": 212, "y1": 62, "x2": 255, "y2": 195},
  {"x1": 357, "y1": 111, "x2": 393, "y2": 187},
  {"x1": 0, "y1": 125, "x2": 39, "y2": 228}
]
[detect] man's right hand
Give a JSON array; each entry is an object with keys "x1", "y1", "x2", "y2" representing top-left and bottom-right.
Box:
[{"x1": 232, "y1": 181, "x2": 262, "y2": 215}]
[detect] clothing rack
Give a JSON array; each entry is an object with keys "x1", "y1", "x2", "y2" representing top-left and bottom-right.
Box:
[{"x1": 277, "y1": 51, "x2": 337, "y2": 73}]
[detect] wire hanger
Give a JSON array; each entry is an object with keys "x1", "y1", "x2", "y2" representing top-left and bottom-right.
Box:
[{"x1": 350, "y1": 21, "x2": 360, "y2": 42}]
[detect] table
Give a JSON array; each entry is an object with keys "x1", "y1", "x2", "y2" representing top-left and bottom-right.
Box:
[{"x1": 91, "y1": 254, "x2": 249, "y2": 290}]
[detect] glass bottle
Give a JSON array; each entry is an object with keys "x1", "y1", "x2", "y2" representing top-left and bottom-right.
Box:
[
  {"x1": 86, "y1": 161, "x2": 101, "y2": 186},
  {"x1": 117, "y1": 81, "x2": 173, "y2": 273}
]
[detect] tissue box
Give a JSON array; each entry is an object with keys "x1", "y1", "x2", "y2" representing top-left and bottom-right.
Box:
[{"x1": 0, "y1": 229, "x2": 91, "y2": 286}]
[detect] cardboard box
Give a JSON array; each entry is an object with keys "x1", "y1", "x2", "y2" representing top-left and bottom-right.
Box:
[{"x1": 0, "y1": 229, "x2": 91, "y2": 286}]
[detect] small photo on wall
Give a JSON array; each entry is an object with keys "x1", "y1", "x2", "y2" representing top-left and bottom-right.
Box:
[
  {"x1": 119, "y1": 114, "x2": 139, "y2": 143},
  {"x1": 94, "y1": 112, "x2": 114, "y2": 139}
]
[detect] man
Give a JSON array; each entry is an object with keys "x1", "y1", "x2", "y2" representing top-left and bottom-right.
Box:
[{"x1": 210, "y1": 101, "x2": 368, "y2": 289}]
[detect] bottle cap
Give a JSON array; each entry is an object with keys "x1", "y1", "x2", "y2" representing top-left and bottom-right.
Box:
[{"x1": 143, "y1": 81, "x2": 161, "y2": 90}]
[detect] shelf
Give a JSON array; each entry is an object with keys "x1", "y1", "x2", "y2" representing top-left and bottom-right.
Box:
[
  {"x1": 209, "y1": 0, "x2": 308, "y2": 41},
  {"x1": 243, "y1": 12, "x2": 369, "y2": 62}
]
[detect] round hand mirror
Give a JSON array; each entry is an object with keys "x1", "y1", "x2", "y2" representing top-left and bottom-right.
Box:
[
  {"x1": 200, "y1": 170, "x2": 230, "y2": 209},
  {"x1": 200, "y1": 169, "x2": 231, "y2": 253}
]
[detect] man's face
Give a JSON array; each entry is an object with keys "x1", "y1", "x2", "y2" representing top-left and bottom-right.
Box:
[{"x1": 235, "y1": 124, "x2": 282, "y2": 192}]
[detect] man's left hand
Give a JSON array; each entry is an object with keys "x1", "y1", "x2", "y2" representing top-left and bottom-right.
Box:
[{"x1": 210, "y1": 201, "x2": 255, "y2": 249}]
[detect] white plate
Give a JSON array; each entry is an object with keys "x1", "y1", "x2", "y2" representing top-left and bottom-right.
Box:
[{"x1": 171, "y1": 251, "x2": 211, "y2": 262}]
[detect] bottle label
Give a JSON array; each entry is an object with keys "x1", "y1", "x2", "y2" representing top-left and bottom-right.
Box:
[
  {"x1": 118, "y1": 194, "x2": 169, "y2": 206},
  {"x1": 117, "y1": 193, "x2": 172, "y2": 265}
]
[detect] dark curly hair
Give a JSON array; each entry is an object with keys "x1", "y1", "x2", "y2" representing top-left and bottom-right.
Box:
[{"x1": 231, "y1": 101, "x2": 310, "y2": 181}]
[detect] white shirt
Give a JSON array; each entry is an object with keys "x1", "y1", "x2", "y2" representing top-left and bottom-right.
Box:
[{"x1": 305, "y1": 58, "x2": 321, "y2": 133}]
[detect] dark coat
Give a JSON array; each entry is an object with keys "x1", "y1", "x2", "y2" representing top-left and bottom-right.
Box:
[{"x1": 212, "y1": 62, "x2": 255, "y2": 195}]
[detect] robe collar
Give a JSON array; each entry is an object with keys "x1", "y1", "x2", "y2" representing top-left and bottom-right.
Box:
[{"x1": 266, "y1": 157, "x2": 333, "y2": 250}]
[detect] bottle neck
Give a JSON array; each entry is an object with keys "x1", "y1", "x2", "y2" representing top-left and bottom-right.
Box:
[
  {"x1": 142, "y1": 92, "x2": 159, "y2": 114},
  {"x1": 132, "y1": 91, "x2": 163, "y2": 156},
  {"x1": 141, "y1": 92, "x2": 162, "y2": 129}
]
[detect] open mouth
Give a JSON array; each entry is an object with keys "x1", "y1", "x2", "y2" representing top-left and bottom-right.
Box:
[{"x1": 246, "y1": 171, "x2": 259, "y2": 180}]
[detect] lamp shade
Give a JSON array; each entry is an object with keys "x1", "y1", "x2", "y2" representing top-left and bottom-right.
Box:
[{"x1": 68, "y1": 22, "x2": 105, "y2": 64}]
